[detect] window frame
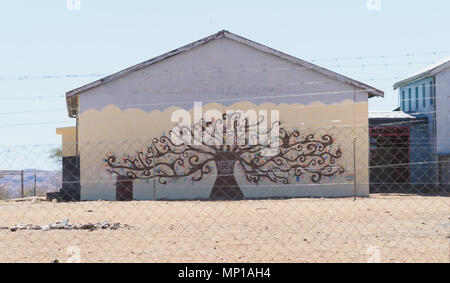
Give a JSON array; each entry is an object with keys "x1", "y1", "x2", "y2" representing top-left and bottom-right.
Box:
[
  {"x1": 415, "y1": 87, "x2": 419, "y2": 110},
  {"x1": 430, "y1": 81, "x2": 434, "y2": 105},
  {"x1": 422, "y1": 84, "x2": 426, "y2": 108},
  {"x1": 408, "y1": 88, "x2": 412, "y2": 111},
  {"x1": 401, "y1": 90, "x2": 405, "y2": 110}
]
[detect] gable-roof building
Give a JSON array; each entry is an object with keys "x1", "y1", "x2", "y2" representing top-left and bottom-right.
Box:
[
  {"x1": 55, "y1": 30, "x2": 383, "y2": 201},
  {"x1": 393, "y1": 57, "x2": 450, "y2": 186}
]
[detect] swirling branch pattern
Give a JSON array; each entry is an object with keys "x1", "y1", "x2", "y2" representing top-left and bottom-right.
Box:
[
  {"x1": 239, "y1": 130, "x2": 345, "y2": 184},
  {"x1": 105, "y1": 114, "x2": 345, "y2": 185}
]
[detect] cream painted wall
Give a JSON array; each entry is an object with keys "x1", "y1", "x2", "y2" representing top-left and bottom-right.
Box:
[
  {"x1": 78, "y1": 101, "x2": 369, "y2": 200},
  {"x1": 56, "y1": 127, "x2": 76, "y2": 157}
]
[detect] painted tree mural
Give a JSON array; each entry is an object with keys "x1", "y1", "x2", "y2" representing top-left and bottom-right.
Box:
[{"x1": 105, "y1": 112, "x2": 345, "y2": 200}]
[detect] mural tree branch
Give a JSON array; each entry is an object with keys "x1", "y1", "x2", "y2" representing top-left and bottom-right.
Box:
[{"x1": 105, "y1": 112, "x2": 345, "y2": 200}]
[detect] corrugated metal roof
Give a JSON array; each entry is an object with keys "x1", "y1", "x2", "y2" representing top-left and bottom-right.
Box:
[{"x1": 369, "y1": 111, "x2": 418, "y2": 119}]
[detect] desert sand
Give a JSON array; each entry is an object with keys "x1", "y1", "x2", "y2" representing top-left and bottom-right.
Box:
[{"x1": 0, "y1": 194, "x2": 448, "y2": 263}]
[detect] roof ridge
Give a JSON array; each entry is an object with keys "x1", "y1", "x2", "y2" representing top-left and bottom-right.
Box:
[
  {"x1": 65, "y1": 30, "x2": 384, "y2": 116},
  {"x1": 393, "y1": 56, "x2": 450, "y2": 89}
]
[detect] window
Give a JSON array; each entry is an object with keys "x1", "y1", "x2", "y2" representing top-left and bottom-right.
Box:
[
  {"x1": 415, "y1": 87, "x2": 419, "y2": 110},
  {"x1": 422, "y1": 84, "x2": 426, "y2": 107},
  {"x1": 402, "y1": 91, "x2": 405, "y2": 110},
  {"x1": 430, "y1": 81, "x2": 434, "y2": 105},
  {"x1": 408, "y1": 88, "x2": 412, "y2": 111}
]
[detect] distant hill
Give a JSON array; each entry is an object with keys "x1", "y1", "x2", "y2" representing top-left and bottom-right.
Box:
[{"x1": 0, "y1": 170, "x2": 61, "y2": 199}]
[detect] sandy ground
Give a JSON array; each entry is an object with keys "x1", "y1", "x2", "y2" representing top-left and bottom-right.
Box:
[{"x1": 0, "y1": 194, "x2": 448, "y2": 263}]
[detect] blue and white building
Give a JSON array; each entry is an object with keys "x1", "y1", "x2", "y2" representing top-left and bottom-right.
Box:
[{"x1": 394, "y1": 57, "x2": 450, "y2": 186}]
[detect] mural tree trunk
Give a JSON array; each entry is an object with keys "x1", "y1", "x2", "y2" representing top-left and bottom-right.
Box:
[
  {"x1": 105, "y1": 112, "x2": 345, "y2": 200},
  {"x1": 211, "y1": 156, "x2": 243, "y2": 200}
]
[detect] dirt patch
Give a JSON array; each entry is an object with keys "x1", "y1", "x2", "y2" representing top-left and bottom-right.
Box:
[{"x1": 0, "y1": 195, "x2": 448, "y2": 263}]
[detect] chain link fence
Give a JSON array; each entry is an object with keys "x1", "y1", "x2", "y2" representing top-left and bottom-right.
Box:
[{"x1": 0, "y1": 124, "x2": 448, "y2": 263}]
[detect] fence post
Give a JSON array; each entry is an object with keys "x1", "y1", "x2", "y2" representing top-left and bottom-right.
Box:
[
  {"x1": 353, "y1": 137, "x2": 357, "y2": 201},
  {"x1": 21, "y1": 170, "x2": 24, "y2": 198},
  {"x1": 34, "y1": 171, "x2": 37, "y2": 197},
  {"x1": 152, "y1": 144, "x2": 156, "y2": 201}
]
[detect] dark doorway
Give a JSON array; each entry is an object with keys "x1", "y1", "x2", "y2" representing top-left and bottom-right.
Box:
[
  {"x1": 60, "y1": 156, "x2": 80, "y2": 201},
  {"x1": 370, "y1": 127, "x2": 410, "y2": 193},
  {"x1": 116, "y1": 176, "x2": 133, "y2": 201}
]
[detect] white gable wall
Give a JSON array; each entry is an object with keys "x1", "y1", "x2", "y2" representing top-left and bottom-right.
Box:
[
  {"x1": 435, "y1": 68, "x2": 450, "y2": 154},
  {"x1": 78, "y1": 37, "x2": 369, "y2": 114}
]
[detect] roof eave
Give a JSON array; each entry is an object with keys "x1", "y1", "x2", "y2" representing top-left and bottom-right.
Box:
[
  {"x1": 222, "y1": 32, "x2": 384, "y2": 98},
  {"x1": 393, "y1": 71, "x2": 433, "y2": 90},
  {"x1": 65, "y1": 95, "x2": 78, "y2": 118},
  {"x1": 66, "y1": 30, "x2": 227, "y2": 99},
  {"x1": 393, "y1": 60, "x2": 450, "y2": 90},
  {"x1": 65, "y1": 30, "x2": 384, "y2": 106}
]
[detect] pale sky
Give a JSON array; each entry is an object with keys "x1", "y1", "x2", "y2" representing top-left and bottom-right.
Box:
[{"x1": 1, "y1": 0, "x2": 449, "y2": 150}]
